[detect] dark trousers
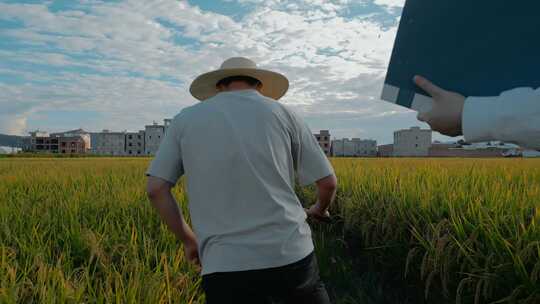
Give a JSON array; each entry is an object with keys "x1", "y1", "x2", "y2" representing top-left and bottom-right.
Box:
[{"x1": 201, "y1": 252, "x2": 331, "y2": 304}]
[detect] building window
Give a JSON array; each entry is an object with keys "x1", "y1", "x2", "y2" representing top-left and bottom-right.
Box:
[
  {"x1": 71, "y1": 149, "x2": 76, "y2": 153},
  {"x1": 129, "y1": 150, "x2": 132, "y2": 154},
  {"x1": 137, "y1": 135, "x2": 141, "y2": 139},
  {"x1": 137, "y1": 150, "x2": 141, "y2": 154},
  {"x1": 149, "y1": 136, "x2": 152, "y2": 139},
  {"x1": 128, "y1": 135, "x2": 132, "y2": 139},
  {"x1": 158, "y1": 135, "x2": 161, "y2": 139},
  {"x1": 128, "y1": 143, "x2": 132, "y2": 147},
  {"x1": 137, "y1": 143, "x2": 141, "y2": 146},
  {"x1": 415, "y1": 144, "x2": 419, "y2": 147}
]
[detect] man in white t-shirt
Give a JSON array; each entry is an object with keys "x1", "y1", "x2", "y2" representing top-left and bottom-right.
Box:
[
  {"x1": 414, "y1": 75, "x2": 540, "y2": 149},
  {"x1": 146, "y1": 57, "x2": 336, "y2": 303}
]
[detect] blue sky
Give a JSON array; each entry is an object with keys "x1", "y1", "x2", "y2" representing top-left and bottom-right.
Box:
[{"x1": 0, "y1": 0, "x2": 448, "y2": 144}]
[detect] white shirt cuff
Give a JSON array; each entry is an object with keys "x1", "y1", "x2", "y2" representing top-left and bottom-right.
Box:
[{"x1": 462, "y1": 96, "x2": 499, "y2": 143}]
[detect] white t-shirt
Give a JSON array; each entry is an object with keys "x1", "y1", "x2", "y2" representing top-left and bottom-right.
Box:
[{"x1": 146, "y1": 89, "x2": 334, "y2": 275}]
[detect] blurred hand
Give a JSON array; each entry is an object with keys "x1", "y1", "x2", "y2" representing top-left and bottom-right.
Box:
[
  {"x1": 413, "y1": 75, "x2": 466, "y2": 137},
  {"x1": 306, "y1": 203, "x2": 331, "y2": 223},
  {"x1": 183, "y1": 232, "x2": 201, "y2": 267}
]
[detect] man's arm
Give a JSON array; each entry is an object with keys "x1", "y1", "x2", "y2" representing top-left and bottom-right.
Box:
[
  {"x1": 462, "y1": 88, "x2": 540, "y2": 149},
  {"x1": 146, "y1": 176, "x2": 200, "y2": 266},
  {"x1": 306, "y1": 174, "x2": 337, "y2": 222},
  {"x1": 414, "y1": 75, "x2": 540, "y2": 149},
  {"x1": 144, "y1": 113, "x2": 199, "y2": 266},
  {"x1": 286, "y1": 106, "x2": 338, "y2": 222}
]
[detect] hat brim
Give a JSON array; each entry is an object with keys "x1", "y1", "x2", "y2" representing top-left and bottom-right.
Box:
[{"x1": 189, "y1": 68, "x2": 289, "y2": 101}]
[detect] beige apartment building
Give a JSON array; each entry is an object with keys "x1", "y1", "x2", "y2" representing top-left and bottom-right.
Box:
[
  {"x1": 393, "y1": 127, "x2": 432, "y2": 157},
  {"x1": 29, "y1": 129, "x2": 90, "y2": 154},
  {"x1": 51, "y1": 129, "x2": 91, "y2": 154},
  {"x1": 58, "y1": 136, "x2": 88, "y2": 154}
]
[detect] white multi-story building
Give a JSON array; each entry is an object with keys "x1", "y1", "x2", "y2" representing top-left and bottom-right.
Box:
[
  {"x1": 89, "y1": 118, "x2": 170, "y2": 156},
  {"x1": 354, "y1": 138, "x2": 377, "y2": 156},
  {"x1": 145, "y1": 122, "x2": 165, "y2": 156},
  {"x1": 393, "y1": 126, "x2": 432, "y2": 157},
  {"x1": 90, "y1": 130, "x2": 126, "y2": 156},
  {"x1": 332, "y1": 138, "x2": 377, "y2": 157},
  {"x1": 125, "y1": 130, "x2": 145, "y2": 156},
  {"x1": 314, "y1": 130, "x2": 331, "y2": 156},
  {"x1": 164, "y1": 118, "x2": 172, "y2": 134}
]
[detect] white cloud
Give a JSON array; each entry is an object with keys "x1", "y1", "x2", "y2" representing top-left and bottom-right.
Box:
[
  {"x1": 373, "y1": 0, "x2": 405, "y2": 8},
  {"x1": 0, "y1": 0, "x2": 425, "y2": 143},
  {"x1": 0, "y1": 115, "x2": 27, "y2": 136}
]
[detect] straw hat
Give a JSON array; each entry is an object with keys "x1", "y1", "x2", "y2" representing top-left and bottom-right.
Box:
[{"x1": 189, "y1": 57, "x2": 289, "y2": 101}]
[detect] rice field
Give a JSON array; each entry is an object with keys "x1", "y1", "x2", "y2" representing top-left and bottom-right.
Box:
[{"x1": 1, "y1": 158, "x2": 539, "y2": 303}]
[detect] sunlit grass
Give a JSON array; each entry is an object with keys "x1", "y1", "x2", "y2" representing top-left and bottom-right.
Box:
[
  {"x1": 1, "y1": 158, "x2": 539, "y2": 303},
  {"x1": 0, "y1": 158, "x2": 201, "y2": 304},
  {"x1": 324, "y1": 158, "x2": 540, "y2": 304}
]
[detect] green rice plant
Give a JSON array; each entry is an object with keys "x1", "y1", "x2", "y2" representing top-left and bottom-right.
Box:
[
  {"x1": 329, "y1": 158, "x2": 540, "y2": 304},
  {"x1": 0, "y1": 158, "x2": 202, "y2": 303},
  {"x1": 1, "y1": 158, "x2": 539, "y2": 303}
]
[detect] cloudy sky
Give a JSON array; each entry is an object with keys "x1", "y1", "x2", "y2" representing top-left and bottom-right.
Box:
[{"x1": 0, "y1": 0, "x2": 449, "y2": 144}]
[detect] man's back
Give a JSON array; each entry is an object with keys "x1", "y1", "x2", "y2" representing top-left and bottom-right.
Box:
[{"x1": 147, "y1": 89, "x2": 333, "y2": 275}]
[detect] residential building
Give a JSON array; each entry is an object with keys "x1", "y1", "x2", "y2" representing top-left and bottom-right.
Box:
[
  {"x1": 393, "y1": 127, "x2": 432, "y2": 157},
  {"x1": 29, "y1": 131, "x2": 58, "y2": 153},
  {"x1": 58, "y1": 136, "x2": 88, "y2": 154},
  {"x1": 28, "y1": 129, "x2": 90, "y2": 154},
  {"x1": 145, "y1": 121, "x2": 166, "y2": 155},
  {"x1": 164, "y1": 118, "x2": 172, "y2": 134},
  {"x1": 332, "y1": 138, "x2": 377, "y2": 157},
  {"x1": 90, "y1": 130, "x2": 126, "y2": 156},
  {"x1": 51, "y1": 129, "x2": 91, "y2": 154},
  {"x1": 314, "y1": 130, "x2": 331, "y2": 156},
  {"x1": 377, "y1": 144, "x2": 394, "y2": 157},
  {"x1": 126, "y1": 130, "x2": 145, "y2": 156},
  {"x1": 89, "y1": 118, "x2": 170, "y2": 156}
]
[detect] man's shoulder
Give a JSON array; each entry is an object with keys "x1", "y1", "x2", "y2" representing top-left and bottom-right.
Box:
[
  {"x1": 167, "y1": 104, "x2": 200, "y2": 130},
  {"x1": 269, "y1": 102, "x2": 302, "y2": 125},
  {"x1": 174, "y1": 102, "x2": 210, "y2": 119}
]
